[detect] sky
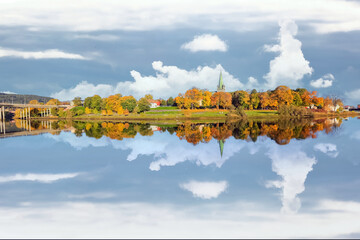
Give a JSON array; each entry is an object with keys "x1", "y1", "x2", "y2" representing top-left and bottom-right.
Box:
[{"x1": 0, "y1": 0, "x2": 359, "y2": 104}]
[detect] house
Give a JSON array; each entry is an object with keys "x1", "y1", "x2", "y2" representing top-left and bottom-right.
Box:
[{"x1": 148, "y1": 99, "x2": 160, "y2": 108}]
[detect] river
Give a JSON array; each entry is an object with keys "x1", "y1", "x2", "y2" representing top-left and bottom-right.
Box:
[{"x1": 0, "y1": 117, "x2": 359, "y2": 238}]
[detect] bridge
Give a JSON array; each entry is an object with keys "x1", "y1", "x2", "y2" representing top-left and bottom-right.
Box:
[{"x1": 0, "y1": 102, "x2": 70, "y2": 121}]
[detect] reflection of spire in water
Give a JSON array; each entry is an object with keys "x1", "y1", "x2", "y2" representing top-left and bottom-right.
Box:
[{"x1": 219, "y1": 139, "x2": 224, "y2": 157}]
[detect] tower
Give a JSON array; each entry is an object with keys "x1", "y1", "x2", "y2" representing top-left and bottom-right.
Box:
[{"x1": 217, "y1": 71, "x2": 225, "y2": 92}]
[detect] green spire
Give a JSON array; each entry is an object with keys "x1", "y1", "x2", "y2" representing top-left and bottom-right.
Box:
[
  {"x1": 219, "y1": 139, "x2": 224, "y2": 157},
  {"x1": 218, "y1": 71, "x2": 223, "y2": 89}
]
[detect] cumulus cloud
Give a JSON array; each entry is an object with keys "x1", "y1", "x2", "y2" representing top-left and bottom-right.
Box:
[
  {"x1": 346, "y1": 89, "x2": 360, "y2": 101},
  {"x1": 264, "y1": 20, "x2": 313, "y2": 88},
  {"x1": 310, "y1": 74, "x2": 334, "y2": 88},
  {"x1": 51, "y1": 61, "x2": 244, "y2": 100},
  {"x1": 0, "y1": 173, "x2": 80, "y2": 183},
  {"x1": 266, "y1": 144, "x2": 317, "y2": 213},
  {"x1": 181, "y1": 34, "x2": 228, "y2": 52},
  {"x1": 74, "y1": 34, "x2": 120, "y2": 41},
  {"x1": 245, "y1": 76, "x2": 259, "y2": 89},
  {"x1": 180, "y1": 180, "x2": 228, "y2": 199},
  {"x1": 0, "y1": 47, "x2": 87, "y2": 60},
  {"x1": 0, "y1": 1, "x2": 359, "y2": 33},
  {"x1": 314, "y1": 143, "x2": 339, "y2": 158}
]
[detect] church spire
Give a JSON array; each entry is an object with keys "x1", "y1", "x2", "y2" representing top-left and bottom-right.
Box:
[{"x1": 217, "y1": 71, "x2": 225, "y2": 92}]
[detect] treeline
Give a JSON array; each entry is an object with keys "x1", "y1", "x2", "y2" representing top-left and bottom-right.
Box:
[
  {"x1": 20, "y1": 85, "x2": 345, "y2": 118},
  {"x1": 174, "y1": 86, "x2": 343, "y2": 111}
]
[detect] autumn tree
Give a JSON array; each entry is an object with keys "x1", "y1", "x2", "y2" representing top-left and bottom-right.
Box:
[
  {"x1": 185, "y1": 88, "x2": 202, "y2": 109},
  {"x1": 201, "y1": 90, "x2": 212, "y2": 107},
  {"x1": 46, "y1": 99, "x2": 60, "y2": 105},
  {"x1": 232, "y1": 90, "x2": 250, "y2": 109},
  {"x1": 211, "y1": 92, "x2": 232, "y2": 109},
  {"x1": 272, "y1": 86, "x2": 294, "y2": 106}
]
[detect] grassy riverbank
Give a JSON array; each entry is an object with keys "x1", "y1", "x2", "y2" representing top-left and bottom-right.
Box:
[{"x1": 30, "y1": 108, "x2": 359, "y2": 123}]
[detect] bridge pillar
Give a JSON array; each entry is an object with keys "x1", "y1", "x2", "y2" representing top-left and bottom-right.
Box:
[
  {"x1": 0, "y1": 106, "x2": 2, "y2": 121},
  {"x1": 28, "y1": 107, "x2": 31, "y2": 119}
]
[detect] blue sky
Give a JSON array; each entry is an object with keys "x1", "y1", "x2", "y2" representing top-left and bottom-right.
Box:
[{"x1": 0, "y1": 0, "x2": 359, "y2": 104}]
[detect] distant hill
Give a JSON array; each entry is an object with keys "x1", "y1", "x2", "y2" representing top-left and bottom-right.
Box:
[{"x1": 0, "y1": 93, "x2": 52, "y2": 104}]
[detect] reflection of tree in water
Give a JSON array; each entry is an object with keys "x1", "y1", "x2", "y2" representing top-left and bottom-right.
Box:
[{"x1": 29, "y1": 119, "x2": 343, "y2": 147}]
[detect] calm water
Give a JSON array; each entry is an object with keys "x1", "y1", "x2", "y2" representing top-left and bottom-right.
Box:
[{"x1": 0, "y1": 118, "x2": 359, "y2": 238}]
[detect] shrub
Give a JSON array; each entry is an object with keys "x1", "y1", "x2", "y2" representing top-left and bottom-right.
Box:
[
  {"x1": 71, "y1": 106, "x2": 85, "y2": 116},
  {"x1": 278, "y1": 105, "x2": 313, "y2": 118}
]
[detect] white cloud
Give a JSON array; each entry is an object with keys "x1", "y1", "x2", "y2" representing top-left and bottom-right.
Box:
[
  {"x1": 0, "y1": 1, "x2": 359, "y2": 34},
  {"x1": 51, "y1": 61, "x2": 244, "y2": 100},
  {"x1": 266, "y1": 144, "x2": 317, "y2": 213},
  {"x1": 264, "y1": 20, "x2": 313, "y2": 89},
  {"x1": 181, "y1": 34, "x2": 228, "y2": 52},
  {"x1": 74, "y1": 34, "x2": 120, "y2": 41},
  {"x1": 245, "y1": 76, "x2": 259, "y2": 89},
  {"x1": 0, "y1": 91, "x2": 16, "y2": 94},
  {"x1": 310, "y1": 74, "x2": 334, "y2": 88},
  {"x1": 180, "y1": 180, "x2": 228, "y2": 199},
  {"x1": 314, "y1": 143, "x2": 339, "y2": 158},
  {"x1": 0, "y1": 47, "x2": 87, "y2": 60},
  {"x1": 0, "y1": 173, "x2": 80, "y2": 183},
  {"x1": 346, "y1": 89, "x2": 360, "y2": 101}
]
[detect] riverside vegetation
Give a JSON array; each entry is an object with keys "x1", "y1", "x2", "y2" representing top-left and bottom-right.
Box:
[{"x1": 14, "y1": 85, "x2": 358, "y2": 121}]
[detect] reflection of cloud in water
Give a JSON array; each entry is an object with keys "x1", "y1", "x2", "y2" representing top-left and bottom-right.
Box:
[
  {"x1": 0, "y1": 173, "x2": 80, "y2": 183},
  {"x1": 314, "y1": 143, "x2": 339, "y2": 158},
  {"x1": 47, "y1": 132, "x2": 109, "y2": 150},
  {"x1": 67, "y1": 192, "x2": 116, "y2": 199},
  {"x1": 351, "y1": 130, "x2": 360, "y2": 140},
  {"x1": 266, "y1": 144, "x2": 316, "y2": 213},
  {"x1": 1, "y1": 199, "x2": 360, "y2": 238},
  {"x1": 180, "y1": 180, "x2": 228, "y2": 199},
  {"x1": 48, "y1": 132, "x2": 256, "y2": 171}
]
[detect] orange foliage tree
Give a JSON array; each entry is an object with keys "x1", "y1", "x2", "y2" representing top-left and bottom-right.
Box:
[{"x1": 211, "y1": 92, "x2": 232, "y2": 109}]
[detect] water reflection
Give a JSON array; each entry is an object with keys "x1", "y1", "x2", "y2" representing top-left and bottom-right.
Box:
[{"x1": 0, "y1": 117, "x2": 358, "y2": 238}]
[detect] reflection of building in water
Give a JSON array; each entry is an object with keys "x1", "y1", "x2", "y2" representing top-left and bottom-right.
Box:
[
  {"x1": 219, "y1": 139, "x2": 224, "y2": 157},
  {"x1": 217, "y1": 71, "x2": 225, "y2": 92},
  {"x1": 150, "y1": 125, "x2": 161, "y2": 132}
]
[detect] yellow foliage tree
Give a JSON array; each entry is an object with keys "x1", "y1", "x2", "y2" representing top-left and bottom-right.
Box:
[
  {"x1": 117, "y1": 106, "x2": 124, "y2": 115},
  {"x1": 85, "y1": 107, "x2": 92, "y2": 114}
]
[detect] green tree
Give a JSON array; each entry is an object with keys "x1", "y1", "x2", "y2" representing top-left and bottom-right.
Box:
[
  {"x1": 72, "y1": 97, "x2": 82, "y2": 106},
  {"x1": 232, "y1": 90, "x2": 250, "y2": 109},
  {"x1": 250, "y1": 89, "x2": 260, "y2": 110},
  {"x1": 121, "y1": 96, "x2": 137, "y2": 112},
  {"x1": 167, "y1": 97, "x2": 174, "y2": 106},
  {"x1": 90, "y1": 95, "x2": 103, "y2": 111},
  {"x1": 160, "y1": 99, "x2": 167, "y2": 106},
  {"x1": 84, "y1": 97, "x2": 92, "y2": 108},
  {"x1": 137, "y1": 97, "x2": 151, "y2": 112}
]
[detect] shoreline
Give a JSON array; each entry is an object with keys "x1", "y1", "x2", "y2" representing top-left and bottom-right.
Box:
[{"x1": 25, "y1": 110, "x2": 360, "y2": 124}]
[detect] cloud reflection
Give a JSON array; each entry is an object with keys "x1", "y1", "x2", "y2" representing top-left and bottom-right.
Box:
[
  {"x1": 266, "y1": 144, "x2": 317, "y2": 213},
  {"x1": 180, "y1": 180, "x2": 228, "y2": 199},
  {"x1": 0, "y1": 173, "x2": 80, "y2": 183},
  {"x1": 48, "y1": 132, "x2": 256, "y2": 171}
]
